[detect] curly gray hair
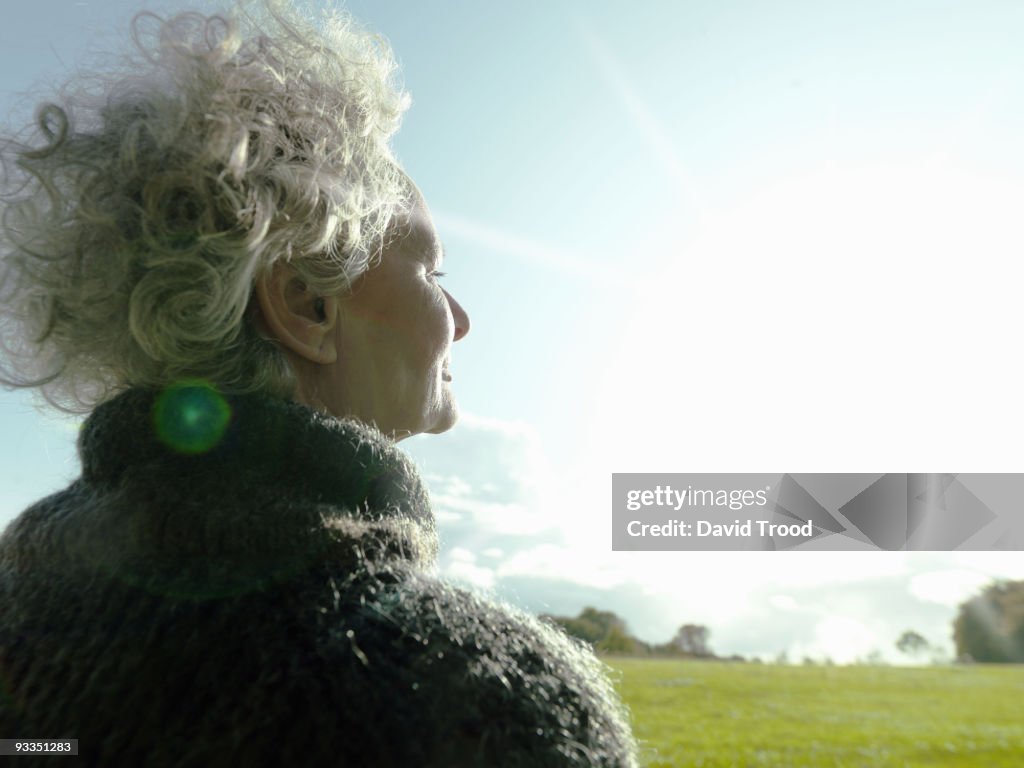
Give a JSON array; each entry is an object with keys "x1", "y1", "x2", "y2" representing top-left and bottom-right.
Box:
[{"x1": 0, "y1": 0, "x2": 411, "y2": 413}]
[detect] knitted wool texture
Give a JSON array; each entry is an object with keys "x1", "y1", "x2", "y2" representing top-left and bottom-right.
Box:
[{"x1": 0, "y1": 389, "x2": 638, "y2": 767}]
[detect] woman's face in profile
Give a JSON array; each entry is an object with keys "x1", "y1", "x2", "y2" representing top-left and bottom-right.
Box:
[{"x1": 316, "y1": 192, "x2": 470, "y2": 439}]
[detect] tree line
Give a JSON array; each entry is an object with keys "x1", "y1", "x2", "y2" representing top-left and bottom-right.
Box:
[
  {"x1": 544, "y1": 578, "x2": 1024, "y2": 663},
  {"x1": 541, "y1": 607, "x2": 728, "y2": 659}
]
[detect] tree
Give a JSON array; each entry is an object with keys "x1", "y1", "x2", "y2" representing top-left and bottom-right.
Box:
[
  {"x1": 543, "y1": 607, "x2": 644, "y2": 654},
  {"x1": 895, "y1": 630, "x2": 930, "y2": 658},
  {"x1": 953, "y1": 580, "x2": 1024, "y2": 663},
  {"x1": 597, "y1": 622, "x2": 638, "y2": 654},
  {"x1": 670, "y1": 624, "x2": 712, "y2": 657},
  {"x1": 859, "y1": 650, "x2": 885, "y2": 666}
]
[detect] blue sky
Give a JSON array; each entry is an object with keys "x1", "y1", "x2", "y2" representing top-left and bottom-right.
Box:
[{"x1": 3, "y1": 0, "x2": 1024, "y2": 663}]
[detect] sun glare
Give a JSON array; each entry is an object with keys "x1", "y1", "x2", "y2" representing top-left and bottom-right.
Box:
[{"x1": 591, "y1": 159, "x2": 1024, "y2": 472}]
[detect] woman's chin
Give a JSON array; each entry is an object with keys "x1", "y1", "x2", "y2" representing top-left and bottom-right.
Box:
[{"x1": 424, "y1": 402, "x2": 459, "y2": 436}]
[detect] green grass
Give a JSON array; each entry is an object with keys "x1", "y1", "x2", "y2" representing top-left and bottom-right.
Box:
[{"x1": 603, "y1": 658, "x2": 1024, "y2": 767}]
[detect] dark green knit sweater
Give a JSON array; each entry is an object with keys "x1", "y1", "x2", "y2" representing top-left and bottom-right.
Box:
[{"x1": 0, "y1": 387, "x2": 637, "y2": 767}]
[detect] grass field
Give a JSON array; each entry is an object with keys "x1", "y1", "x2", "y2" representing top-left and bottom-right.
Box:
[{"x1": 604, "y1": 658, "x2": 1024, "y2": 768}]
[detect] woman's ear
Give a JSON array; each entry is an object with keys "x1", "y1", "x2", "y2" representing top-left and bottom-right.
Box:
[{"x1": 254, "y1": 263, "x2": 338, "y2": 364}]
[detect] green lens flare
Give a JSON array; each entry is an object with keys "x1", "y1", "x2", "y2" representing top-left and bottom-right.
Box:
[{"x1": 153, "y1": 380, "x2": 231, "y2": 454}]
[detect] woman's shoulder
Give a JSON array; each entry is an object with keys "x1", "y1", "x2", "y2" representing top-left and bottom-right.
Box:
[
  {"x1": 1, "y1": 508, "x2": 637, "y2": 767},
  {"x1": 302, "y1": 566, "x2": 639, "y2": 766},
  {"x1": 0, "y1": 481, "x2": 87, "y2": 574}
]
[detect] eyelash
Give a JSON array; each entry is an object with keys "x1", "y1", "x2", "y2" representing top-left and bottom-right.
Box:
[{"x1": 430, "y1": 270, "x2": 447, "y2": 280}]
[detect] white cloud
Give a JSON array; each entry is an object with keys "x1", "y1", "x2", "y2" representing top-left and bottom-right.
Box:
[
  {"x1": 497, "y1": 543, "x2": 627, "y2": 591},
  {"x1": 424, "y1": 473, "x2": 474, "y2": 499},
  {"x1": 444, "y1": 560, "x2": 496, "y2": 591},
  {"x1": 908, "y1": 569, "x2": 992, "y2": 607},
  {"x1": 447, "y1": 547, "x2": 476, "y2": 563},
  {"x1": 769, "y1": 594, "x2": 799, "y2": 612},
  {"x1": 439, "y1": 546, "x2": 496, "y2": 591},
  {"x1": 430, "y1": 495, "x2": 552, "y2": 538}
]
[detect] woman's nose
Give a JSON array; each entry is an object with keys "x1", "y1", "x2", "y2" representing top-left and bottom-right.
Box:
[{"x1": 444, "y1": 289, "x2": 470, "y2": 342}]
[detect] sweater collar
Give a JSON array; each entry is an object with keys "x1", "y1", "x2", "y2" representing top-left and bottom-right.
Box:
[{"x1": 72, "y1": 384, "x2": 438, "y2": 581}]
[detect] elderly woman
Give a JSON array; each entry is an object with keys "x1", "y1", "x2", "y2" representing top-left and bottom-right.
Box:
[{"x1": 0, "y1": 3, "x2": 637, "y2": 766}]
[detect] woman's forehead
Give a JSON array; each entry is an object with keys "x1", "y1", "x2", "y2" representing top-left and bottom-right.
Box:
[{"x1": 392, "y1": 198, "x2": 443, "y2": 262}]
